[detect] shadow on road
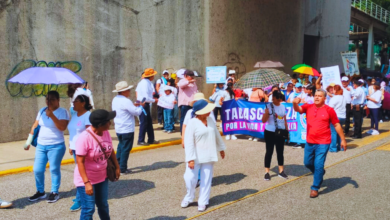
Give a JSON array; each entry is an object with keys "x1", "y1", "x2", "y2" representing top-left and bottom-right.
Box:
[
  {"x1": 131, "y1": 160, "x2": 183, "y2": 174},
  {"x1": 147, "y1": 216, "x2": 187, "y2": 220},
  {"x1": 270, "y1": 164, "x2": 309, "y2": 177},
  {"x1": 212, "y1": 173, "x2": 247, "y2": 187},
  {"x1": 320, "y1": 177, "x2": 359, "y2": 195},
  {"x1": 109, "y1": 179, "x2": 155, "y2": 199},
  {"x1": 209, "y1": 189, "x2": 258, "y2": 207}
]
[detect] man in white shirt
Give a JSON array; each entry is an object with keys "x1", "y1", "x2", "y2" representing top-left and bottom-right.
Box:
[
  {"x1": 156, "y1": 70, "x2": 170, "y2": 125},
  {"x1": 112, "y1": 81, "x2": 143, "y2": 174},
  {"x1": 351, "y1": 80, "x2": 366, "y2": 139},
  {"x1": 341, "y1": 76, "x2": 353, "y2": 134},
  {"x1": 136, "y1": 68, "x2": 159, "y2": 145}
]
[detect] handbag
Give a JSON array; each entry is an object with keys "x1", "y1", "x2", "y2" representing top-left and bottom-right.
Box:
[
  {"x1": 271, "y1": 103, "x2": 289, "y2": 139},
  {"x1": 31, "y1": 107, "x2": 47, "y2": 147},
  {"x1": 87, "y1": 130, "x2": 118, "y2": 182}
]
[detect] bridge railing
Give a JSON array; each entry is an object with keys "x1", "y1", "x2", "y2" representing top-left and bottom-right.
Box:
[{"x1": 352, "y1": 0, "x2": 390, "y2": 24}]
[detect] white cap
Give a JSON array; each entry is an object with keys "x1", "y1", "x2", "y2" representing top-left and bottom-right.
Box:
[
  {"x1": 341, "y1": 76, "x2": 349, "y2": 82},
  {"x1": 162, "y1": 70, "x2": 169, "y2": 75},
  {"x1": 358, "y1": 79, "x2": 364, "y2": 83},
  {"x1": 228, "y1": 70, "x2": 236, "y2": 75}
]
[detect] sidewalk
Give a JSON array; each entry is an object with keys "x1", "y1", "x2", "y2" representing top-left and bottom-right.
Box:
[{"x1": 0, "y1": 124, "x2": 182, "y2": 172}]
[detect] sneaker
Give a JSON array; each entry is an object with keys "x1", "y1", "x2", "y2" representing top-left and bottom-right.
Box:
[
  {"x1": 70, "y1": 201, "x2": 81, "y2": 212},
  {"x1": 264, "y1": 173, "x2": 271, "y2": 181},
  {"x1": 278, "y1": 171, "x2": 288, "y2": 179},
  {"x1": 121, "y1": 169, "x2": 132, "y2": 175},
  {"x1": 28, "y1": 191, "x2": 46, "y2": 202},
  {"x1": 0, "y1": 200, "x2": 12, "y2": 209},
  {"x1": 380, "y1": 120, "x2": 384, "y2": 123},
  {"x1": 293, "y1": 144, "x2": 302, "y2": 149},
  {"x1": 196, "y1": 179, "x2": 200, "y2": 188},
  {"x1": 137, "y1": 142, "x2": 149, "y2": 146},
  {"x1": 225, "y1": 135, "x2": 231, "y2": 140},
  {"x1": 248, "y1": 137, "x2": 253, "y2": 141},
  {"x1": 231, "y1": 135, "x2": 237, "y2": 140},
  {"x1": 366, "y1": 129, "x2": 373, "y2": 134},
  {"x1": 181, "y1": 200, "x2": 190, "y2": 208},
  {"x1": 253, "y1": 138, "x2": 258, "y2": 142},
  {"x1": 158, "y1": 123, "x2": 162, "y2": 125},
  {"x1": 198, "y1": 205, "x2": 206, "y2": 212},
  {"x1": 371, "y1": 130, "x2": 380, "y2": 135},
  {"x1": 167, "y1": 130, "x2": 172, "y2": 134},
  {"x1": 163, "y1": 130, "x2": 168, "y2": 133},
  {"x1": 47, "y1": 192, "x2": 60, "y2": 203}
]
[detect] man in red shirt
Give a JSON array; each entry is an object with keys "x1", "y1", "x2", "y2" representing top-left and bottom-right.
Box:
[{"x1": 293, "y1": 89, "x2": 347, "y2": 198}]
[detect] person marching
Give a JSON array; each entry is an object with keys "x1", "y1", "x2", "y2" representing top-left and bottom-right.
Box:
[
  {"x1": 178, "y1": 70, "x2": 198, "y2": 134},
  {"x1": 218, "y1": 83, "x2": 237, "y2": 140},
  {"x1": 262, "y1": 90, "x2": 289, "y2": 181},
  {"x1": 136, "y1": 68, "x2": 159, "y2": 145},
  {"x1": 293, "y1": 89, "x2": 347, "y2": 198},
  {"x1": 328, "y1": 85, "x2": 346, "y2": 152},
  {"x1": 181, "y1": 100, "x2": 226, "y2": 212},
  {"x1": 156, "y1": 70, "x2": 170, "y2": 125},
  {"x1": 67, "y1": 94, "x2": 92, "y2": 211},
  {"x1": 351, "y1": 80, "x2": 366, "y2": 139},
  {"x1": 112, "y1": 81, "x2": 143, "y2": 174},
  {"x1": 366, "y1": 82, "x2": 382, "y2": 135},
  {"x1": 341, "y1": 76, "x2": 353, "y2": 134}
]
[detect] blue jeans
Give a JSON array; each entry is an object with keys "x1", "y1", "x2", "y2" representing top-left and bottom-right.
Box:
[
  {"x1": 34, "y1": 142, "x2": 66, "y2": 193},
  {"x1": 369, "y1": 108, "x2": 379, "y2": 130},
  {"x1": 116, "y1": 132, "x2": 134, "y2": 172},
  {"x1": 77, "y1": 179, "x2": 110, "y2": 220},
  {"x1": 180, "y1": 105, "x2": 192, "y2": 134},
  {"x1": 164, "y1": 109, "x2": 174, "y2": 131},
  {"x1": 304, "y1": 143, "x2": 330, "y2": 191},
  {"x1": 72, "y1": 150, "x2": 81, "y2": 203},
  {"x1": 330, "y1": 118, "x2": 346, "y2": 152}
]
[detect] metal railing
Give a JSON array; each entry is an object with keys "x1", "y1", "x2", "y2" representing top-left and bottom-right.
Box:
[{"x1": 352, "y1": 0, "x2": 390, "y2": 24}]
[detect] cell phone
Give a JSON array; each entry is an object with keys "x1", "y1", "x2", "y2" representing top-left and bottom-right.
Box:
[{"x1": 141, "y1": 97, "x2": 146, "y2": 103}]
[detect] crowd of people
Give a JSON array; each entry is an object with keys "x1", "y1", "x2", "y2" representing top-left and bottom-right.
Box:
[{"x1": 0, "y1": 67, "x2": 388, "y2": 216}]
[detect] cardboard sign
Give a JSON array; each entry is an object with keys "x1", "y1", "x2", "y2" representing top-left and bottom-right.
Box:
[
  {"x1": 206, "y1": 66, "x2": 227, "y2": 84},
  {"x1": 320, "y1": 65, "x2": 342, "y2": 89},
  {"x1": 340, "y1": 52, "x2": 359, "y2": 76}
]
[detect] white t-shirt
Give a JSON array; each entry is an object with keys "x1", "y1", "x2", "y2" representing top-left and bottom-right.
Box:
[
  {"x1": 265, "y1": 103, "x2": 286, "y2": 132},
  {"x1": 36, "y1": 107, "x2": 69, "y2": 145},
  {"x1": 157, "y1": 93, "x2": 176, "y2": 109},
  {"x1": 67, "y1": 111, "x2": 91, "y2": 150},
  {"x1": 328, "y1": 95, "x2": 346, "y2": 118},
  {"x1": 288, "y1": 92, "x2": 305, "y2": 102},
  {"x1": 304, "y1": 95, "x2": 314, "y2": 104},
  {"x1": 342, "y1": 86, "x2": 352, "y2": 104},
  {"x1": 243, "y1": 88, "x2": 253, "y2": 98},
  {"x1": 367, "y1": 90, "x2": 382, "y2": 109},
  {"x1": 183, "y1": 109, "x2": 216, "y2": 126}
]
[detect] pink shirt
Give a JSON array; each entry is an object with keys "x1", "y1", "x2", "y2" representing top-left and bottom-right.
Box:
[
  {"x1": 74, "y1": 127, "x2": 113, "y2": 187},
  {"x1": 178, "y1": 79, "x2": 198, "y2": 107}
]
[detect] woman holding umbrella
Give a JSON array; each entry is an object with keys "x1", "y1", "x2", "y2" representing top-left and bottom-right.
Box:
[{"x1": 25, "y1": 91, "x2": 70, "y2": 203}]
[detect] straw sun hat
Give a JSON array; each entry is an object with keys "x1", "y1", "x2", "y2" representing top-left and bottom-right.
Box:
[
  {"x1": 142, "y1": 68, "x2": 158, "y2": 78},
  {"x1": 193, "y1": 99, "x2": 215, "y2": 116},
  {"x1": 112, "y1": 81, "x2": 133, "y2": 92},
  {"x1": 190, "y1": 92, "x2": 206, "y2": 107}
]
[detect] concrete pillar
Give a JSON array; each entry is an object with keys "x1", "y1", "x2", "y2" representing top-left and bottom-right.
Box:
[{"x1": 367, "y1": 22, "x2": 375, "y2": 70}]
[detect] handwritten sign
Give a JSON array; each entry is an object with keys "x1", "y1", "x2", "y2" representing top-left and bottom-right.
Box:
[
  {"x1": 206, "y1": 66, "x2": 227, "y2": 84},
  {"x1": 320, "y1": 65, "x2": 342, "y2": 89},
  {"x1": 340, "y1": 52, "x2": 359, "y2": 76},
  {"x1": 157, "y1": 96, "x2": 174, "y2": 109}
]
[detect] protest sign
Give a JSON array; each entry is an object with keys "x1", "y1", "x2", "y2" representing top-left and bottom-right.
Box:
[
  {"x1": 206, "y1": 66, "x2": 227, "y2": 84},
  {"x1": 340, "y1": 52, "x2": 359, "y2": 76},
  {"x1": 157, "y1": 96, "x2": 174, "y2": 109},
  {"x1": 320, "y1": 65, "x2": 342, "y2": 89},
  {"x1": 221, "y1": 99, "x2": 307, "y2": 144}
]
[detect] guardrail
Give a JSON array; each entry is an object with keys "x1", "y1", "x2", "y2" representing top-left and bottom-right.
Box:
[{"x1": 352, "y1": 0, "x2": 390, "y2": 24}]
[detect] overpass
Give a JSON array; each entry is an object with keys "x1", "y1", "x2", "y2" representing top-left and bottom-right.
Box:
[{"x1": 350, "y1": 0, "x2": 389, "y2": 69}]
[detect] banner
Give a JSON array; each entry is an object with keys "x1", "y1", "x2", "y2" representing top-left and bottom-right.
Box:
[
  {"x1": 221, "y1": 99, "x2": 307, "y2": 144},
  {"x1": 320, "y1": 65, "x2": 342, "y2": 89},
  {"x1": 206, "y1": 66, "x2": 227, "y2": 84},
  {"x1": 340, "y1": 52, "x2": 359, "y2": 76}
]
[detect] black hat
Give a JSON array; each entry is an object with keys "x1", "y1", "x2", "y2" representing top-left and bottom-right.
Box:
[
  {"x1": 374, "y1": 81, "x2": 381, "y2": 87},
  {"x1": 89, "y1": 109, "x2": 116, "y2": 127}
]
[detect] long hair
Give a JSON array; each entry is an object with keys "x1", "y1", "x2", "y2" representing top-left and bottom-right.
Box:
[
  {"x1": 226, "y1": 83, "x2": 235, "y2": 99},
  {"x1": 306, "y1": 84, "x2": 315, "y2": 97}
]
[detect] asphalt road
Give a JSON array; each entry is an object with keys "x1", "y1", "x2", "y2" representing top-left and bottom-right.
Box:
[{"x1": 0, "y1": 122, "x2": 389, "y2": 220}]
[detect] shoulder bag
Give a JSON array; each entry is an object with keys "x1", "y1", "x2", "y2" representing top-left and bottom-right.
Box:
[
  {"x1": 87, "y1": 130, "x2": 117, "y2": 182},
  {"x1": 31, "y1": 107, "x2": 48, "y2": 147},
  {"x1": 271, "y1": 103, "x2": 289, "y2": 139}
]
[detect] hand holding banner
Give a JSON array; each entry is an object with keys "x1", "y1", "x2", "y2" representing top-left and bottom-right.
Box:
[{"x1": 206, "y1": 66, "x2": 227, "y2": 84}]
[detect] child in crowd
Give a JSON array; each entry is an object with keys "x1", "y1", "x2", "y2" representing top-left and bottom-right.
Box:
[
  {"x1": 209, "y1": 83, "x2": 226, "y2": 121},
  {"x1": 158, "y1": 87, "x2": 177, "y2": 133}
]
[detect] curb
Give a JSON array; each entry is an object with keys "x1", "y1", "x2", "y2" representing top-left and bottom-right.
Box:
[{"x1": 0, "y1": 139, "x2": 183, "y2": 178}]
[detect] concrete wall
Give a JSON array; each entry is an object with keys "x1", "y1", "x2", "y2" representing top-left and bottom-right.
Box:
[
  {"x1": 304, "y1": 0, "x2": 351, "y2": 69},
  {"x1": 0, "y1": 0, "x2": 206, "y2": 143}
]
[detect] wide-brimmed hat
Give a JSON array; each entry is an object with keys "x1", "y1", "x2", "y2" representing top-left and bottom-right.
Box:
[
  {"x1": 190, "y1": 93, "x2": 206, "y2": 107},
  {"x1": 112, "y1": 81, "x2": 133, "y2": 92},
  {"x1": 142, "y1": 68, "x2": 158, "y2": 78},
  {"x1": 228, "y1": 70, "x2": 236, "y2": 75},
  {"x1": 193, "y1": 100, "x2": 215, "y2": 116},
  {"x1": 164, "y1": 86, "x2": 173, "y2": 92}
]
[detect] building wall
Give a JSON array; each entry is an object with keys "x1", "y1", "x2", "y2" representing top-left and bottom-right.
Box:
[{"x1": 0, "y1": 0, "x2": 206, "y2": 143}]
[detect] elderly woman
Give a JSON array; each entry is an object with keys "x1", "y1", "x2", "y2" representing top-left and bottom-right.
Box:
[
  {"x1": 26, "y1": 91, "x2": 69, "y2": 203},
  {"x1": 67, "y1": 95, "x2": 93, "y2": 212},
  {"x1": 181, "y1": 100, "x2": 226, "y2": 212},
  {"x1": 366, "y1": 82, "x2": 382, "y2": 135},
  {"x1": 74, "y1": 109, "x2": 120, "y2": 220}
]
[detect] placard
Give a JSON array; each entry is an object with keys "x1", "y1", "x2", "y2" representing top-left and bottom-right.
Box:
[
  {"x1": 157, "y1": 96, "x2": 174, "y2": 109},
  {"x1": 340, "y1": 52, "x2": 359, "y2": 76},
  {"x1": 320, "y1": 65, "x2": 342, "y2": 89},
  {"x1": 206, "y1": 66, "x2": 227, "y2": 84}
]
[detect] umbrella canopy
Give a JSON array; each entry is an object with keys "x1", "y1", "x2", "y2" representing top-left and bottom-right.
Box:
[
  {"x1": 234, "y1": 69, "x2": 291, "y2": 90},
  {"x1": 8, "y1": 67, "x2": 85, "y2": 85},
  {"x1": 293, "y1": 66, "x2": 320, "y2": 77},
  {"x1": 254, "y1": 60, "x2": 284, "y2": 68},
  {"x1": 291, "y1": 64, "x2": 311, "y2": 70}
]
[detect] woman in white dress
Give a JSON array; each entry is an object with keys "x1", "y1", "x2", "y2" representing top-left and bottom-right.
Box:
[{"x1": 181, "y1": 100, "x2": 226, "y2": 212}]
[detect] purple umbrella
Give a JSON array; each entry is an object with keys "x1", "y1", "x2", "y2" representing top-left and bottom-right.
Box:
[{"x1": 8, "y1": 67, "x2": 85, "y2": 85}]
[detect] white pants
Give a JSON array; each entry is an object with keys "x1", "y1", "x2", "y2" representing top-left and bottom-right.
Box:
[{"x1": 183, "y1": 162, "x2": 214, "y2": 206}]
